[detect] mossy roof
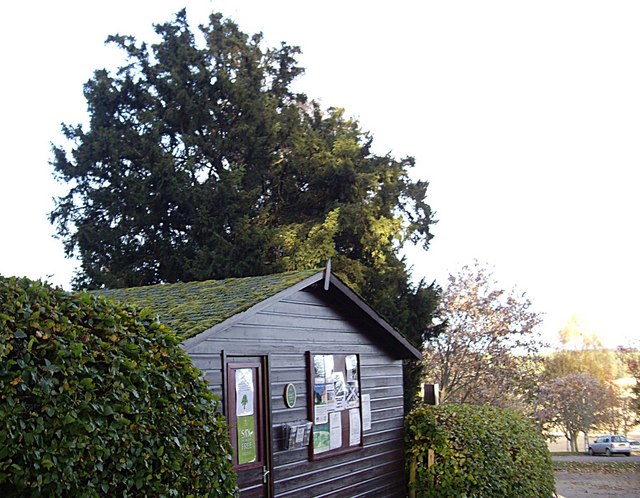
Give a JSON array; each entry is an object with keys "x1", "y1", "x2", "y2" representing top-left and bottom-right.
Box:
[{"x1": 98, "y1": 270, "x2": 320, "y2": 340}]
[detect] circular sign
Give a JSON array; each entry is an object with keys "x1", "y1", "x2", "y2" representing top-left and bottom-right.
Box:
[{"x1": 284, "y1": 383, "x2": 297, "y2": 408}]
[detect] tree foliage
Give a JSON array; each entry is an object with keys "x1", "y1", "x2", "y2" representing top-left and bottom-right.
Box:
[
  {"x1": 543, "y1": 316, "x2": 621, "y2": 385},
  {"x1": 617, "y1": 345, "x2": 640, "y2": 424},
  {"x1": 597, "y1": 382, "x2": 637, "y2": 436},
  {"x1": 50, "y1": 10, "x2": 433, "y2": 291},
  {"x1": 423, "y1": 261, "x2": 543, "y2": 408},
  {"x1": 541, "y1": 320, "x2": 635, "y2": 438},
  {"x1": 49, "y1": 9, "x2": 439, "y2": 409},
  {"x1": 535, "y1": 373, "x2": 603, "y2": 452},
  {"x1": 0, "y1": 276, "x2": 237, "y2": 497}
]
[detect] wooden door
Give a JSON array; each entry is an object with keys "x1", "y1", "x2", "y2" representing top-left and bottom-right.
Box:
[{"x1": 227, "y1": 359, "x2": 271, "y2": 497}]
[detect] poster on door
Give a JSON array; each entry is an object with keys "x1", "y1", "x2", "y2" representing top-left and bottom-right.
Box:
[
  {"x1": 236, "y1": 368, "x2": 254, "y2": 417},
  {"x1": 237, "y1": 415, "x2": 257, "y2": 464}
]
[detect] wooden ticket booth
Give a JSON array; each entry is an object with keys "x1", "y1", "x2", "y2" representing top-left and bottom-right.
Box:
[{"x1": 105, "y1": 268, "x2": 422, "y2": 497}]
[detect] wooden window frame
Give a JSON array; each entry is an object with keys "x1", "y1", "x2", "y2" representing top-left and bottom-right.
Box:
[{"x1": 307, "y1": 352, "x2": 363, "y2": 461}]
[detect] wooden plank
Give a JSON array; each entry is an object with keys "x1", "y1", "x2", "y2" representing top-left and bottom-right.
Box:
[
  {"x1": 272, "y1": 446, "x2": 310, "y2": 467},
  {"x1": 204, "y1": 325, "x2": 374, "y2": 344},
  {"x1": 274, "y1": 444, "x2": 405, "y2": 497},
  {"x1": 269, "y1": 367, "x2": 307, "y2": 384},
  {"x1": 279, "y1": 290, "x2": 328, "y2": 306},
  {"x1": 273, "y1": 438, "x2": 400, "y2": 475},
  {"x1": 270, "y1": 299, "x2": 342, "y2": 319},
  {"x1": 351, "y1": 478, "x2": 407, "y2": 498},
  {"x1": 363, "y1": 427, "x2": 405, "y2": 446},
  {"x1": 322, "y1": 468, "x2": 406, "y2": 498},
  {"x1": 366, "y1": 395, "x2": 405, "y2": 410},
  {"x1": 270, "y1": 357, "x2": 307, "y2": 368},
  {"x1": 362, "y1": 385, "x2": 404, "y2": 399},
  {"x1": 361, "y1": 374, "x2": 404, "y2": 388},
  {"x1": 208, "y1": 324, "x2": 353, "y2": 340},
  {"x1": 271, "y1": 407, "x2": 309, "y2": 425},
  {"x1": 240, "y1": 311, "x2": 359, "y2": 332},
  {"x1": 371, "y1": 405, "x2": 404, "y2": 420},
  {"x1": 188, "y1": 354, "x2": 222, "y2": 371},
  {"x1": 200, "y1": 369, "x2": 222, "y2": 386},
  {"x1": 195, "y1": 339, "x2": 384, "y2": 356},
  {"x1": 361, "y1": 364, "x2": 403, "y2": 377},
  {"x1": 366, "y1": 416, "x2": 404, "y2": 433}
]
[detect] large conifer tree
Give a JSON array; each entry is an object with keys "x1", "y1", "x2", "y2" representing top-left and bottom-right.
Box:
[{"x1": 50, "y1": 10, "x2": 438, "y2": 409}]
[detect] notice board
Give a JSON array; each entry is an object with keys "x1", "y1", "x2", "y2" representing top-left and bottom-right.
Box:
[{"x1": 308, "y1": 352, "x2": 362, "y2": 459}]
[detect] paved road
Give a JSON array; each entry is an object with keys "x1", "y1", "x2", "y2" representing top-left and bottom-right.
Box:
[
  {"x1": 552, "y1": 453, "x2": 640, "y2": 464},
  {"x1": 553, "y1": 453, "x2": 640, "y2": 498}
]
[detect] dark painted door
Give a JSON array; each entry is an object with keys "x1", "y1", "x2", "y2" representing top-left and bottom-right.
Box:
[{"x1": 227, "y1": 359, "x2": 271, "y2": 497}]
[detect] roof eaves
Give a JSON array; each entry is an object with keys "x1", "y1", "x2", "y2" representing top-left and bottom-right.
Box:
[{"x1": 327, "y1": 274, "x2": 424, "y2": 360}]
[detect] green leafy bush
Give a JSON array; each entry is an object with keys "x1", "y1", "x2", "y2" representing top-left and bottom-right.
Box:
[
  {"x1": 406, "y1": 404, "x2": 555, "y2": 498},
  {"x1": 0, "y1": 276, "x2": 237, "y2": 497}
]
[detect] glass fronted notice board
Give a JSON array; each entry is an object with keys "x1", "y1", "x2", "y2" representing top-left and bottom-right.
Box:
[{"x1": 308, "y1": 353, "x2": 362, "y2": 459}]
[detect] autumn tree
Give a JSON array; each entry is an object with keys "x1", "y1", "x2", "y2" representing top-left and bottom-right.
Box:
[
  {"x1": 542, "y1": 318, "x2": 635, "y2": 436},
  {"x1": 536, "y1": 373, "x2": 604, "y2": 452},
  {"x1": 597, "y1": 382, "x2": 637, "y2": 435},
  {"x1": 423, "y1": 261, "x2": 544, "y2": 408},
  {"x1": 49, "y1": 10, "x2": 439, "y2": 410},
  {"x1": 617, "y1": 345, "x2": 640, "y2": 424},
  {"x1": 543, "y1": 315, "x2": 621, "y2": 384}
]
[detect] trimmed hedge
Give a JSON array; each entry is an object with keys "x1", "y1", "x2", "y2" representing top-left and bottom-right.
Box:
[
  {"x1": 406, "y1": 404, "x2": 555, "y2": 498},
  {"x1": 0, "y1": 276, "x2": 238, "y2": 497}
]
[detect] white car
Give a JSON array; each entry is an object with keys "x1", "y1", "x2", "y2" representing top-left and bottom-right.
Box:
[{"x1": 587, "y1": 435, "x2": 631, "y2": 457}]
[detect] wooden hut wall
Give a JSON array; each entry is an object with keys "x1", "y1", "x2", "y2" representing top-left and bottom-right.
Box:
[{"x1": 186, "y1": 285, "x2": 407, "y2": 497}]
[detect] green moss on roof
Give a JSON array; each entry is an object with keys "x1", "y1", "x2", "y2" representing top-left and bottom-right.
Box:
[{"x1": 98, "y1": 270, "x2": 320, "y2": 340}]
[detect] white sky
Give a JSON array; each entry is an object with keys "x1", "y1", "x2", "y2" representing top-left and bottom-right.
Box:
[{"x1": 1, "y1": 0, "x2": 638, "y2": 348}]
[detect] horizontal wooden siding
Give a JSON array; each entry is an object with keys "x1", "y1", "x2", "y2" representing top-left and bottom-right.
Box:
[{"x1": 187, "y1": 287, "x2": 407, "y2": 497}]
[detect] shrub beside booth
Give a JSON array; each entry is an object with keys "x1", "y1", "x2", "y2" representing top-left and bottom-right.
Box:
[
  {"x1": 0, "y1": 276, "x2": 237, "y2": 497},
  {"x1": 406, "y1": 403, "x2": 555, "y2": 498}
]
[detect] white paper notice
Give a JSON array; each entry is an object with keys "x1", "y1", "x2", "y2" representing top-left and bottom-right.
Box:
[
  {"x1": 349, "y1": 409, "x2": 361, "y2": 446},
  {"x1": 362, "y1": 394, "x2": 371, "y2": 431},
  {"x1": 345, "y1": 354, "x2": 358, "y2": 381},
  {"x1": 326, "y1": 385, "x2": 337, "y2": 411},
  {"x1": 315, "y1": 403, "x2": 328, "y2": 425},
  {"x1": 329, "y1": 412, "x2": 342, "y2": 449},
  {"x1": 295, "y1": 425, "x2": 306, "y2": 444},
  {"x1": 314, "y1": 355, "x2": 326, "y2": 384},
  {"x1": 235, "y1": 368, "x2": 254, "y2": 416}
]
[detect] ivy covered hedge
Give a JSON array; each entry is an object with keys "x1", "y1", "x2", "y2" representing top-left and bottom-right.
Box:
[
  {"x1": 0, "y1": 276, "x2": 238, "y2": 497},
  {"x1": 406, "y1": 404, "x2": 554, "y2": 498}
]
